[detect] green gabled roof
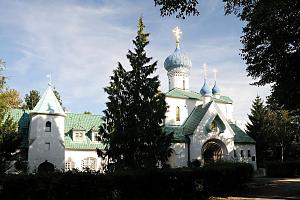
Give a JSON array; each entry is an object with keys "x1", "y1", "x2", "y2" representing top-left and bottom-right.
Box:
[
  {"x1": 183, "y1": 103, "x2": 211, "y2": 135},
  {"x1": 166, "y1": 88, "x2": 203, "y2": 100},
  {"x1": 164, "y1": 103, "x2": 211, "y2": 142},
  {"x1": 64, "y1": 136, "x2": 105, "y2": 150},
  {"x1": 6, "y1": 109, "x2": 30, "y2": 148},
  {"x1": 230, "y1": 124, "x2": 255, "y2": 144},
  {"x1": 165, "y1": 88, "x2": 233, "y2": 104},
  {"x1": 65, "y1": 113, "x2": 103, "y2": 133},
  {"x1": 7, "y1": 109, "x2": 30, "y2": 129},
  {"x1": 163, "y1": 126, "x2": 186, "y2": 142}
]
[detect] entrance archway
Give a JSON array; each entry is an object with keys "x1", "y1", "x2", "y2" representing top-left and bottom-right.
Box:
[
  {"x1": 202, "y1": 139, "x2": 227, "y2": 164},
  {"x1": 38, "y1": 160, "x2": 55, "y2": 173}
]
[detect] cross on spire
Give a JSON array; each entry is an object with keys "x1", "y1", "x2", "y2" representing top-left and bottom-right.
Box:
[{"x1": 172, "y1": 26, "x2": 182, "y2": 48}]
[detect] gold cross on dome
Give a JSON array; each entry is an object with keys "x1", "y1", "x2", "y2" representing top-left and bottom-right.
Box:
[{"x1": 172, "y1": 26, "x2": 182, "y2": 48}]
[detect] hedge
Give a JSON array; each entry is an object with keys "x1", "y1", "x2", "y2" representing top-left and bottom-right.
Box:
[
  {"x1": 0, "y1": 162, "x2": 253, "y2": 200},
  {"x1": 265, "y1": 160, "x2": 300, "y2": 177}
]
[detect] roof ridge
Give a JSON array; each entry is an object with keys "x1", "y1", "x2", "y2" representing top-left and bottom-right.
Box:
[{"x1": 66, "y1": 112, "x2": 102, "y2": 117}]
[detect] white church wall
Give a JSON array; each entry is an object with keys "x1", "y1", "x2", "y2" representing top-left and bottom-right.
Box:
[
  {"x1": 65, "y1": 150, "x2": 105, "y2": 172},
  {"x1": 165, "y1": 97, "x2": 202, "y2": 126},
  {"x1": 233, "y1": 144, "x2": 257, "y2": 170},
  {"x1": 168, "y1": 143, "x2": 188, "y2": 167},
  {"x1": 165, "y1": 97, "x2": 189, "y2": 125},
  {"x1": 28, "y1": 114, "x2": 65, "y2": 171},
  {"x1": 215, "y1": 103, "x2": 234, "y2": 122}
]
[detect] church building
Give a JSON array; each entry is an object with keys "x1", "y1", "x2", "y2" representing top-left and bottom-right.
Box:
[{"x1": 9, "y1": 27, "x2": 256, "y2": 172}]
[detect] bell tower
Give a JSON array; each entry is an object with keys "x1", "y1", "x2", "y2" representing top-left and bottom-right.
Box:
[{"x1": 28, "y1": 81, "x2": 66, "y2": 172}]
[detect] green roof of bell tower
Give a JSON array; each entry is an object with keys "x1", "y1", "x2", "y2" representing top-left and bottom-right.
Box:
[{"x1": 31, "y1": 85, "x2": 66, "y2": 116}]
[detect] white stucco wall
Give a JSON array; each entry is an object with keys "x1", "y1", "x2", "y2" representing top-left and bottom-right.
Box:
[
  {"x1": 215, "y1": 103, "x2": 233, "y2": 122},
  {"x1": 165, "y1": 97, "x2": 202, "y2": 125},
  {"x1": 233, "y1": 144, "x2": 257, "y2": 170},
  {"x1": 28, "y1": 114, "x2": 65, "y2": 171},
  {"x1": 65, "y1": 150, "x2": 106, "y2": 172},
  {"x1": 167, "y1": 143, "x2": 188, "y2": 167}
]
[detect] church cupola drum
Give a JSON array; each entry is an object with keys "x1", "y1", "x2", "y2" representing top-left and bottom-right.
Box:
[{"x1": 164, "y1": 27, "x2": 192, "y2": 91}]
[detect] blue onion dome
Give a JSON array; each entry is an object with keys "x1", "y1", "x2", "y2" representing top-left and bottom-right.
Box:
[
  {"x1": 200, "y1": 80, "x2": 212, "y2": 96},
  {"x1": 164, "y1": 47, "x2": 192, "y2": 72},
  {"x1": 212, "y1": 81, "x2": 221, "y2": 95}
]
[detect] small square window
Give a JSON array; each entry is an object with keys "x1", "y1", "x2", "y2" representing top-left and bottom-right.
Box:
[
  {"x1": 45, "y1": 121, "x2": 51, "y2": 132},
  {"x1": 74, "y1": 132, "x2": 84, "y2": 142},
  {"x1": 45, "y1": 142, "x2": 50, "y2": 151},
  {"x1": 65, "y1": 162, "x2": 71, "y2": 170},
  {"x1": 93, "y1": 132, "x2": 99, "y2": 142}
]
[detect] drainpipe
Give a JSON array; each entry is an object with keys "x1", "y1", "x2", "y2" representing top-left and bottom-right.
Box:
[{"x1": 185, "y1": 135, "x2": 191, "y2": 167}]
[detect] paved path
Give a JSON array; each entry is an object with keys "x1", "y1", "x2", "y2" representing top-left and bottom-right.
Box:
[{"x1": 210, "y1": 177, "x2": 300, "y2": 200}]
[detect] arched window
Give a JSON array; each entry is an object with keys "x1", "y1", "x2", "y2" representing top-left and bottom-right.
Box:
[
  {"x1": 45, "y1": 121, "x2": 51, "y2": 132},
  {"x1": 176, "y1": 106, "x2": 180, "y2": 122},
  {"x1": 183, "y1": 80, "x2": 185, "y2": 90}
]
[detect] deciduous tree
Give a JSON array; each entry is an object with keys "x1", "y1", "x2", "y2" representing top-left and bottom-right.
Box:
[{"x1": 224, "y1": 0, "x2": 300, "y2": 110}]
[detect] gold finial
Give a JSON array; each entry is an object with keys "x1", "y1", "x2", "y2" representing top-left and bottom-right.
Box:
[
  {"x1": 203, "y1": 63, "x2": 208, "y2": 79},
  {"x1": 172, "y1": 26, "x2": 182, "y2": 48},
  {"x1": 212, "y1": 69, "x2": 217, "y2": 81}
]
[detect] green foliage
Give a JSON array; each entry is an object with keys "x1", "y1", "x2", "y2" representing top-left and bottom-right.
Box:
[
  {"x1": 154, "y1": 0, "x2": 199, "y2": 19},
  {"x1": 246, "y1": 96, "x2": 268, "y2": 167},
  {"x1": 0, "y1": 163, "x2": 254, "y2": 199},
  {"x1": 0, "y1": 89, "x2": 23, "y2": 109},
  {"x1": 24, "y1": 90, "x2": 40, "y2": 110},
  {"x1": 99, "y1": 17, "x2": 172, "y2": 171},
  {"x1": 265, "y1": 160, "x2": 300, "y2": 177},
  {"x1": 202, "y1": 162, "x2": 253, "y2": 194},
  {"x1": 224, "y1": 0, "x2": 300, "y2": 110},
  {"x1": 83, "y1": 111, "x2": 92, "y2": 114},
  {"x1": 246, "y1": 96, "x2": 299, "y2": 164},
  {"x1": 0, "y1": 107, "x2": 20, "y2": 174},
  {"x1": 264, "y1": 109, "x2": 299, "y2": 161}
]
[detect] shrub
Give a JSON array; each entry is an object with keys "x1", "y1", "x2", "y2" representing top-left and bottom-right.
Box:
[
  {"x1": 265, "y1": 160, "x2": 300, "y2": 177},
  {"x1": 202, "y1": 162, "x2": 253, "y2": 194},
  {"x1": 0, "y1": 162, "x2": 253, "y2": 199}
]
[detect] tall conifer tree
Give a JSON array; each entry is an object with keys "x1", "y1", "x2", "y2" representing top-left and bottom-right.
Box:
[
  {"x1": 24, "y1": 90, "x2": 41, "y2": 110},
  {"x1": 246, "y1": 96, "x2": 267, "y2": 167},
  {"x1": 99, "y1": 17, "x2": 172, "y2": 171}
]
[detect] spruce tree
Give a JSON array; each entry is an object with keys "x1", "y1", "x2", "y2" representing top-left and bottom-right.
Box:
[
  {"x1": 246, "y1": 96, "x2": 268, "y2": 167},
  {"x1": 24, "y1": 90, "x2": 41, "y2": 110},
  {"x1": 99, "y1": 17, "x2": 172, "y2": 171}
]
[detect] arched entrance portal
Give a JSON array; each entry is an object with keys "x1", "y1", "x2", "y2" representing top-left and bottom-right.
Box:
[{"x1": 202, "y1": 139, "x2": 227, "y2": 164}]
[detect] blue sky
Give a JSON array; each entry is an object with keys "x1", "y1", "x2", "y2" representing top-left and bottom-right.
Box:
[{"x1": 0, "y1": 0, "x2": 270, "y2": 121}]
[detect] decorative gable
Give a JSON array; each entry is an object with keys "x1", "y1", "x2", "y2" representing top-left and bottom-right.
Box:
[{"x1": 206, "y1": 114, "x2": 226, "y2": 134}]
